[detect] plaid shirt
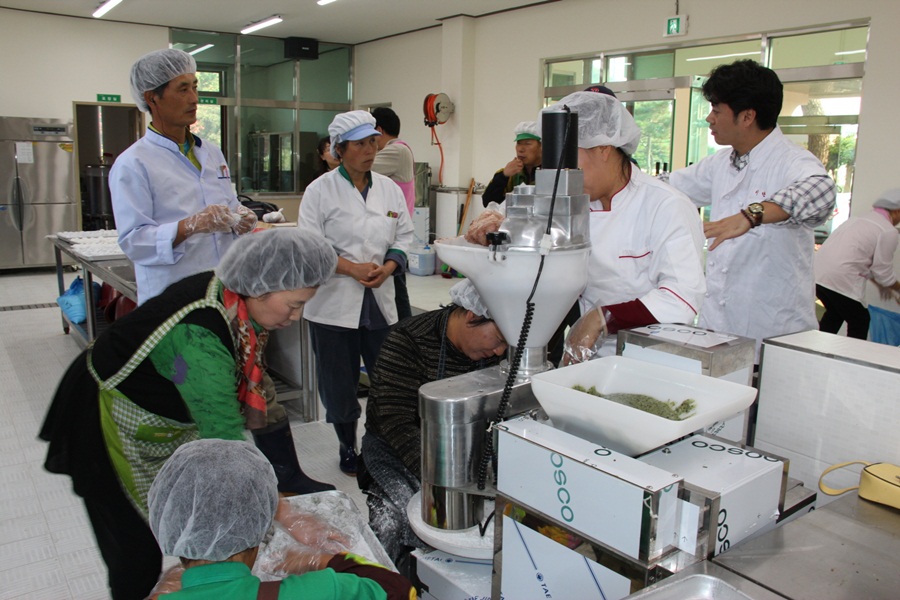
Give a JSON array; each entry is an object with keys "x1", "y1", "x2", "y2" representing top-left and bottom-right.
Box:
[{"x1": 658, "y1": 150, "x2": 836, "y2": 228}]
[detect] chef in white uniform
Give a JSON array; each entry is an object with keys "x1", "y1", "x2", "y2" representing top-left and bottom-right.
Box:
[
  {"x1": 298, "y1": 110, "x2": 414, "y2": 476},
  {"x1": 664, "y1": 60, "x2": 835, "y2": 359},
  {"x1": 550, "y1": 92, "x2": 706, "y2": 363}
]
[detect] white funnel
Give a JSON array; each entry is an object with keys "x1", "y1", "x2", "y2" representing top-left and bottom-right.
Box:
[{"x1": 435, "y1": 238, "x2": 589, "y2": 349}]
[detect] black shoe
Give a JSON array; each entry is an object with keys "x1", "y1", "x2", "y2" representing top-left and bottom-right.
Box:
[
  {"x1": 253, "y1": 421, "x2": 336, "y2": 495},
  {"x1": 340, "y1": 446, "x2": 358, "y2": 475}
]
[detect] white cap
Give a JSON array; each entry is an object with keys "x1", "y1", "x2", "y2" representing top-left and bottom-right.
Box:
[
  {"x1": 540, "y1": 91, "x2": 641, "y2": 155},
  {"x1": 328, "y1": 110, "x2": 381, "y2": 158},
  {"x1": 514, "y1": 121, "x2": 541, "y2": 142},
  {"x1": 449, "y1": 279, "x2": 491, "y2": 319},
  {"x1": 873, "y1": 188, "x2": 900, "y2": 211}
]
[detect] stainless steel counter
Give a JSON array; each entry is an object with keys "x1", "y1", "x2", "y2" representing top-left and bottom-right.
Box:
[
  {"x1": 713, "y1": 492, "x2": 900, "y2": 599},
  {"x1": 51, "y1": 235, "x2": 136, "y2": 347}
]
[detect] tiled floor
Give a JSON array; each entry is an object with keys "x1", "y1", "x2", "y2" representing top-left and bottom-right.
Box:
[{"x1": 0, "y1": 267, "x2": 456, "y2": 599}]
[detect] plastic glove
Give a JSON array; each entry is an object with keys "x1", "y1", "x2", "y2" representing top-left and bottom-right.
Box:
[
  {"x1": 147, "y1": 564, "x2": 184, "y2": 599},
  {"x1": 562, "y1": 304, "x2": 610, "y2": 365},
  {"x1": 263, "y1": 208, "x2": 286, "y2": 223},
  {"x1": 465, "y1": 202, "x2": 505, "y2": 246},
  {"x1": 182, "y1": 204, "x2": 238, "y2": 236},
  {"x1": 233, "y1": 204, "x2": 259, "y2": 234},
  {"x1": 256, "y1": 536, "x2": 333, "y2": 577},
  {"x1": 275, "y1": 499, "x2": 351, "y2": 553}
]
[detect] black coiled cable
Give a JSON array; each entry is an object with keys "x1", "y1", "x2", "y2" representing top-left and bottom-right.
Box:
[{"x1": 475, "y1": 105, "x2": 573, "y2": 491}]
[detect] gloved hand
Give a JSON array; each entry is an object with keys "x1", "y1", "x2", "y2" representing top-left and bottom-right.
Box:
[
  {"x1": 263, "y1": 208, "x2": 286, "y2": 223},
  {"x1": 562, "y1": 304, "x2": 610, "y2": 365},
  {"x1": 147, "y1": 564, "x2": 184, "y2": 599},
  {"x1": 256, "y1": 536, "x2": 333, "y2": 577},
  {"x1": 233, "y1": 204, "x2": 259, "y2": 234},
  {"x1": 182, "y1": 204, "x2": 239, "y2": 237},
  {"x1": 465, "y1": 202, "x2": 505, "y2": 246},
  {"x1": 275, "y1": 499, "x2": 351, "y2": 553}
]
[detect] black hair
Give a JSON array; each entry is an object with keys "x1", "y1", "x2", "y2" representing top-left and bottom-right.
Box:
[
  {"x1": 702, "y1": 59, "x2": 783, "y2": 131},
  {"x1": 371, "y1": 107, "x2": 401, "y2": 137},
  {"x1": 316, "y1": 136, "x2": 332, "y2": 175}
]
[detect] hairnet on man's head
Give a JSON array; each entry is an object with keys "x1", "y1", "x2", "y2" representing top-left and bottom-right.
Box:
[
  {"x1": 449, "y1": 279, "x2": 491, "y2": 319},
  {"x1": 514, "y1": 121, "x2": 540, "y2": 142},
  {"x1": 873, "y1": 188, "x2": 900, "y2": 211},
  {"x1": 129, "y1": 48, "x2": 197, "y2": 113},
  {"x1": 216, "y1": 227, "x2": 337, "y2": 297},
  {"x1": 148, "y1": 439, "x2": 278, "y2": 561},
  {"x1": 540, "y1": 91, "x2": 641, "y2": 155}
]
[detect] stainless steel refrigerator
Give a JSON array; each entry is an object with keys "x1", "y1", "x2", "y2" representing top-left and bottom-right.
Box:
[{"x1": 0, "y1": 117, "x2": 77, "y2": 269}]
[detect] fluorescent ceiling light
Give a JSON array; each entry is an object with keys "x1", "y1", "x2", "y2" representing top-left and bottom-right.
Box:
[
  {"x1": 241, "y1": 15, "x2": 283, "y2": 35},
  {"x1": 189, "y1": 44, "x2": 215, "y2": 56},
  {"x1": 686, "y1": 51, "x2": 759, "y2": 62},
  {"x1": 834, "y1": 49, "x2": 865, "y2": 56},
  {"x1": 92, "y1": 0, "x2": 123, "y2": 19},
  {"x1": 317, "y1": 0, "x2": 338, "y2": 5}
]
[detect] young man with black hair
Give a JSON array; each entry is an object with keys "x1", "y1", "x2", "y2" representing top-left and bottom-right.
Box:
[{"x1": 664, "y1": 59, "x2": 836, "y2": 358}]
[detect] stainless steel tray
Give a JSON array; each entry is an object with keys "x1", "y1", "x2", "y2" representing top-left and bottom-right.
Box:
[{"x1": 627, "y1": 575, "x2": 752, "y2": 600}]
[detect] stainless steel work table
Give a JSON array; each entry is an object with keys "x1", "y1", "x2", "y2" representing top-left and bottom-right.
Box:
[
  {"x1": 51, "y1": 235, "x2": 136, "y2": 348},
  {"x1": 712, "y1": 492, "x2": 900, "y2": 599}
]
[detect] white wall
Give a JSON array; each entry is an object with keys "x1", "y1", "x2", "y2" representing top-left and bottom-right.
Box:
[
  {"x1": 0, "y1": 9, "x2": 168, "y2": 117},
  {"x1": 354, "y1": 27, "x2": 443, "y2": 173}
]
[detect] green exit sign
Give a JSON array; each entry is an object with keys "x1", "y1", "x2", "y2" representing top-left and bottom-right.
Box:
[
  {"x1": 97, "y1": 94, "x2": 121, "y2": 103},
  {"x1": 664, "y1": 15, "x2": 688, "y2": 37},
  {"x1": 198, "y1": 97, "x2": 218, "y2": 105}
]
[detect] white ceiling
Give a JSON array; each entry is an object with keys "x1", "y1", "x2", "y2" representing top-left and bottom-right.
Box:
[{"x1": 0, "y1": 0, "x2": 557, "y2": 46}]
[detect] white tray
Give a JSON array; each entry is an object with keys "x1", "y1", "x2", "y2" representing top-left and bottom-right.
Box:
[{"x1": 530, "y1": 356, "x2": 757, "y2": 457}]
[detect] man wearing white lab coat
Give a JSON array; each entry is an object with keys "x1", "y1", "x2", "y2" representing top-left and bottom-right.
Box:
[{"x1": 665, "y1": 60, "x2": 835, "y2": 359}]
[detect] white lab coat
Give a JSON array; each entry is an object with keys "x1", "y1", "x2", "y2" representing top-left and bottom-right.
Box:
[
  {"x1": 668, "y1": 127, "x2": 826, "y2": 349},
  {"x1": 582, "y1": 168, "x2": 706, "y2": 325},
  {"x1": 110, "y1": 130, "x2": 241, "y2": 304},
  {"x1": 299, "y1": 168, "x2": 414, "y2": 328},
  {"x1": 815, "y1": 210, "x2": 899, "y2": 304}
]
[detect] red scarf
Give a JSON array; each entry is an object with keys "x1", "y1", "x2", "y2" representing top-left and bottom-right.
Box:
[{"x1": 223, "y1": 288, "x2": 269, "y2": 430}]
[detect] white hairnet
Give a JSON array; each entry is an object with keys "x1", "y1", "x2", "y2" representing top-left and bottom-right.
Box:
[
  {"x1": 873, "y1": 188, "x2": 900, "y2": 211},
  {"x1": 148, "y1": 439, "x2": 278, "y2": 561},
  {"x1": 328, "y1": 110, "x2": 380, "y2": 158},
  {"x1": 514, "y1": 121, "x2": 540, "y2": 141},
  {"x1": 216, "y1": 227, "x2": 337, "y2": 297},
  {"x1": 540, "y1": 91, "x2": 641, "y2": 155},
  {"x1": 449, "y1": 279, "x2": 491, "y2": 319},
  {"x1": 129, "y1": 48, "x2": 197, "y2": 113}
]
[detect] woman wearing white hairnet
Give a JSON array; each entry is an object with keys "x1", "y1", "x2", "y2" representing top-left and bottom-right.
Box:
[
  {"x1": 298, "y1": 110, "x2": 414, "y2": 476},
  {"x1": 146, "y1": 439, "x2": 415, "y2": 599},
  {"x1": 551, "y1": 92, "x2": 707, "y2": 362},
  {"x1": 40, "y1": 228, "x2": 346, "y2": 600},
  {"x1": 358, "y1": 280, "x2": 507, "y2": 574}
]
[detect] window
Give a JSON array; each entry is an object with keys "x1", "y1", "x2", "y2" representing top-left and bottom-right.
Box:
[{"x1": 171, "y1": 29, "x2": 353, "y2": 195}]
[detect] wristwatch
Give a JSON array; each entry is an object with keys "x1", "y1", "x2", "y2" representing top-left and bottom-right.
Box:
[{"x1": 746, "y1": 202, "x2": 764, "y2": 227}]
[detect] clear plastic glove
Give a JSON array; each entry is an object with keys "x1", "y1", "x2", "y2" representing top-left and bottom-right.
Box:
[
  {"x1": 182, "y1": 204, "x2": 238, "y2": 236},
  {"x1": 465, "y1": 202, "x2": 505, "y2": 246},
  {"x1": 275, "y1": 499, "x2": 351, "y2": 553},
  {"x1": 262, "y1": 208, "x2": 286, "y2": 224},
  {"x1": 233, "y1": 204, "x2": 259, "y2": 234},
  {"x1": 562, "y1": 304, "x2": 610, "y2": 366},
  {"x1": 256, "y1": 535, "x2": 332, "y2": 577},
  {"x1": 147, "y1": 564, "x2": 184, "y2": 599}
]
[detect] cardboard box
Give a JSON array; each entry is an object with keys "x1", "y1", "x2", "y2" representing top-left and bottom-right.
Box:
[
  {"x1": 639, "y1": 435, "x2": 786, "y2": 557},
  {"x1": 413, "y1": 549, "x2": 492, "y2": 600}
]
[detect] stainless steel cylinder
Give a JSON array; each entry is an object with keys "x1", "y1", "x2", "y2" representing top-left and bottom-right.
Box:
[{"x1": 420, "y1": 482, "x2": 485, "y2": 530}]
